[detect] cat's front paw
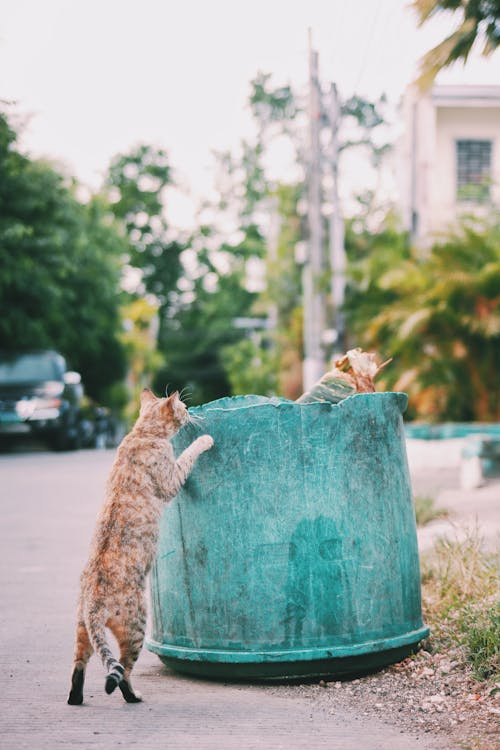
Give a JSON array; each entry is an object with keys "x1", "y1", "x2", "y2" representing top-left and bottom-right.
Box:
[{"x1": 196, "y1": 434, "x2": 214, "y2": 453}]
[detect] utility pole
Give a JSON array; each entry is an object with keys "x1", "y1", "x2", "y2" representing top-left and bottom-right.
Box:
[
  {"x1": 303, "y1": 30, "x2": 326, "y2": 390},
  {"x1": 326, "y1": 83, "x2": 347, "y2": 354}
]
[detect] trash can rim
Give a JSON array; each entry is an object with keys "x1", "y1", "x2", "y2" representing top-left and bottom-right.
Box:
[{"x1": 188, "y1": 391, "x2": 408, "y2": 415}]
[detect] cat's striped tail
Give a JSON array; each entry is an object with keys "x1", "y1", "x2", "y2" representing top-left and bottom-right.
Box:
[
  {"x1": 105, "y1": 662, "x2": 124, "y2": 694},
  {"x1": 85, "y1": 607, "x2": 124, "y2": 695}
]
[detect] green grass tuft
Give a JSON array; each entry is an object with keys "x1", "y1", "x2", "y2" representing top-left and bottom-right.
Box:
[
  {"x1": 413, "y1": 493, "x2": 448, "y2": 527},
  {"x1": 421, "y1": 527, "x2": 500, "y2": 682}
]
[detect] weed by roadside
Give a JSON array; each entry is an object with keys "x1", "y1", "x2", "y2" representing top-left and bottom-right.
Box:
[
  {"x1": 414, "y1": 493, "x2": 449, "y2": 527},
  {"x1": 421, "y1": 527, "x2": 499, "y2": 683}
]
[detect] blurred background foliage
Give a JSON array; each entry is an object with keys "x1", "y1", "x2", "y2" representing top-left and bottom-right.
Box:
[
  {"x1": 413, "y1": 0, "x2": 500, "y2": 88},
  {"x1": 1, "y1": 58, "x2": 499, "y2": 422},
  {"x1": 0, "y1": 112, "x2": 128, "y2": 405},
  {"x1": 345, "y1": 215, "x2": 500, "y2": 421}
]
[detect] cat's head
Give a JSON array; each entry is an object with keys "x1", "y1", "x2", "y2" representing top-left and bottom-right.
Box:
[{"x1": 136, "y1": 388, "x2": 189, "y2": 436}]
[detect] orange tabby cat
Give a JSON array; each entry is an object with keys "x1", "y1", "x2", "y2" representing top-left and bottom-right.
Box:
[{"x1": 67, "y1": 388, "x2": 213, "y2": 705}]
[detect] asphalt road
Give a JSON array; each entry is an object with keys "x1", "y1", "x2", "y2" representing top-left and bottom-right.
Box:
[{"x1": 0, "y1": 446, "x2": 449, "y2": 749}]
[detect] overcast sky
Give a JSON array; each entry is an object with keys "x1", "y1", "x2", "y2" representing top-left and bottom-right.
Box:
[{"x1": 2, "y1": 0, "x2": 500, "y2": 222}]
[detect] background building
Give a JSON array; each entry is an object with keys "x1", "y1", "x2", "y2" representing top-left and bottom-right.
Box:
[{"x1": 399, "y1": 84, "x2": 500, "y2": 243}]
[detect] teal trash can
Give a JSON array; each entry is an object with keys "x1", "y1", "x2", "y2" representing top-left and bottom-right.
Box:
[{"x1": 147, "y1": 392, "x2": 429, "y2": 679}]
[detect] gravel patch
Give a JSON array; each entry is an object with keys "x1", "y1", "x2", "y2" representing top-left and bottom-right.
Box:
[{"x1": 272, "y1": 649, "x2": 500, "y2": 749}]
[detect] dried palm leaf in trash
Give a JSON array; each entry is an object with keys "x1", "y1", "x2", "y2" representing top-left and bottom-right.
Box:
[
  {"x1": 297, "y1": 348, "x2": 392, "y2": 404},
  {"x1": 297, "y1": 374, "x2": 356, "y2": 404}
]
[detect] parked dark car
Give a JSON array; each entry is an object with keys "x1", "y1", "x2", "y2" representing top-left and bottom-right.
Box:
[{"x1": 0, "y1": 350, "x2": 84, "y2": 450}]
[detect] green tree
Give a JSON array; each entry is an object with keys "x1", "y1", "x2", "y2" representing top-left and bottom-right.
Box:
[
  {"x1": 155, "y1": 233, "x2": 258, "y2": 404},
  {"x1": 344, "y1": 213, "x2": 412, "y2": 345},
  {"x1": 0, "y1": 110, "x2": 127, "y2": 404},
  {"x1": 346, "y1": 215, "x2": 500, "y2": 421},
  {"x1": 414, "y1": 0, "x2": 500, "y2": 88},
  {"x1": 260, "y1": 183, "x2": 304, "y2": 398},
  {"x1": 215, "y1": 75, "x2": 304, "y2": 398},
  {"x1": 221, "y1": 74, "x2": 390, "y2": 397},
  {"x1": 58, "y1": 196, "x2": 129, "y2": 403},
  {"x1": 249, "y1": 72, "x2": 298, "y2": 131},
  {"x1": 120, "y1": 297, "x2": 163, "y2": 421},
  {"x1": 104, "y1": 144, "x2": 183, "y2": 303},
  {"x1": 154, "y1": 74, "x2": 285, "y2": 404}
]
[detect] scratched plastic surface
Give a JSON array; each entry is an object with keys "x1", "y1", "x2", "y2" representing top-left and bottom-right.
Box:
[{"x1": 147, "y1": 392, "x2": 429, "y2": 679}]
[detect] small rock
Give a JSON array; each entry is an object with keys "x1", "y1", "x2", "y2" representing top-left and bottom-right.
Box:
[
  {"x1": 428, "y1": 695, "x2": 446, "y2": 704},
  {"x1": 439, "y1": 660, "x2": 459, "y2": 675}
]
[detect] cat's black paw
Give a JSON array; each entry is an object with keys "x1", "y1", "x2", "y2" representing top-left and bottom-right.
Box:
[
  {"x1": 68, "y1": 667, "x2": 84, "y2": 705},
  {"x1": 67, "y1": 691, "x2": 84, "y2": 705},
  {"x1": 105, "y1": 662, "x2": 124, "y2": 694},
  {"x1": 105, "y1": 674, "x2": 120, "y2": 694},
  {"x1": 123, "y1": 691, "x2": 142, "y2": 704},
  {"x1": 119, "y1": 680, "x2": 142, "y2": 703}
]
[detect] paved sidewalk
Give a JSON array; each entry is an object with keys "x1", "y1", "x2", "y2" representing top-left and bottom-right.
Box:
[
  {"x1": 407, "y1": 438, "x2": 500, "y2": 552},
  {"x1": 0, "y1": 448, "x2": 448, "y2": 750}
]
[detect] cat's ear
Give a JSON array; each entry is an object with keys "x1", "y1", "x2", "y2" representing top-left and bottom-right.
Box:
[
  {"x1": 140, "y1": 388, "x2": 157, "y2": 410},
  {"x1": 167, "y1": 390, "x2": 179, "y2": 402}
]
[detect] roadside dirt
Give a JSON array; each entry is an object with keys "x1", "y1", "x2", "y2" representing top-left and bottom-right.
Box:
[{"x1": 275, "y1": 648, "x2": 499, "y2": 749}]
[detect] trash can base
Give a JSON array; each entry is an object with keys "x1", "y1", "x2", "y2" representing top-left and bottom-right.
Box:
[
  {"x1": 147, "y1": 626, "x2": 430, "y2": 681},
  {"x1": 154, "y1": 644, "x2": 420, "y2": 681}
]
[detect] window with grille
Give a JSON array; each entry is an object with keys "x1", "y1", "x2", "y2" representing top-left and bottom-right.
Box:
[{"x1": 456, "y1": 139, "x2": 492, "y2": 203}]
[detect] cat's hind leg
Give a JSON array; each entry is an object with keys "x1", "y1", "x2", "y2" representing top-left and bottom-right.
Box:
[
  {"x1": 67, "y1": 621, "x2": 93, "y2": 705},
  {"x1": 108, "y1": 609, "x2": 146, "y2": 703},
  {"x1": 85, "y1": 605, "x2": 124, "y2": 696}
]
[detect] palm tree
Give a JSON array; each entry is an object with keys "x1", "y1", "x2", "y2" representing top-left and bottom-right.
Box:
[
  {"x1": 414, "y1": 0, "x2": 500, "y2": 89},
  {"x1": 347, "y1": 217, "x2": 500, "y2": 421}
]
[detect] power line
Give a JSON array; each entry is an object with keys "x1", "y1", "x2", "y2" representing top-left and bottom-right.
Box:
[
  {"x1": 353, "y1": 0, "x2": 384, "y2": 93},
  {"x1": 330, "y1": 0, "x2": 349, "y2": 76}
]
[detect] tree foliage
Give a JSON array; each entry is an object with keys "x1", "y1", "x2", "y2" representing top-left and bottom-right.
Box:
[
  {"x1": 0, "y1": 110, "x2": 127, "y2": 404},
  {"x1": 154, "y1": 232, "x2": 259, "y2": 404},
  {"x1": 345, "y1": 215, "x2": 500, "y2": 421},
  {"x1": 249, "y1": 72, "x2": 298, "y2": 135},
  {"x1": 120, "y1": 297, "x2": 163, "y2": 420},
  {"x1": 259, "y1": 183, "x2": 304, "y2": 399},
  {"x1": 151, "y1": 74, "x2": 296, "y2": 405},
  {"x1": 104, "y1": 144, "x2": 183, "y2": 302},
  {"x1": 414, "y1": 0, "x2": 500, "y2": 88},
  {"x1": 208, "y1": 75, "x2": 306, "y2": 400},
  {"x1": 344, "y1": 214, "x2": 413, "y2": 339}
]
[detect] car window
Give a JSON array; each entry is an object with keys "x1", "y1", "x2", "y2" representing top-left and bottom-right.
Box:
[{"x1": 0, "y1": 353, "x2": 63, "y2": 384}]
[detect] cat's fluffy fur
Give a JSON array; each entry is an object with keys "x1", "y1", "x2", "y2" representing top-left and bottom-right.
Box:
[{"x1": 67, "y1": 388, "x2": 213, "y2": 705}]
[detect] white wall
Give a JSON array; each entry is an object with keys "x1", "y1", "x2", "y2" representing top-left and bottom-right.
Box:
[
  {"x1": 429, "y1": 106, "x2": 500, "y2": 235},
  {"x1": 398, "y1": 85, "x2": 500, "y2": 243}
]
